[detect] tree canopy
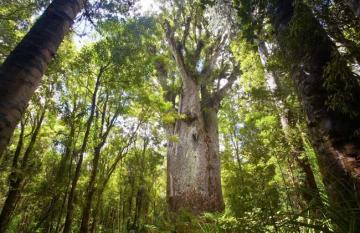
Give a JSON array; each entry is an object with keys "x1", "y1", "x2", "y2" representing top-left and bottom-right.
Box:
[{"x1": 0, "y1": 0, "x2": 359, "y2": 232}]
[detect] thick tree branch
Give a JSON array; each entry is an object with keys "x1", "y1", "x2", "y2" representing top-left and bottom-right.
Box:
[
  {"x1": 182, "y1": 16, "x2": 192, "y2": 53},
  {"x1": 164, "y1": 20, "x2": 189, "y2": 79},
  {"x1": 193, "y1": 40, "x2": 205, "y2": 65},
  {"x1": 213, "y1": 67, "x2": 239, "y2": 102},
  {"x1": 201, "y1": 34, "x2": 228, "y2": 79},
  {"x1": 164, "y1": 20, "x2": 198, "y2": 94}
]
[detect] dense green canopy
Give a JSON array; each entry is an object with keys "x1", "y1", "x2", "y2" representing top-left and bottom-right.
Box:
[{"x1": 0, "y1": 0, "x2": 359, "y2": 232}]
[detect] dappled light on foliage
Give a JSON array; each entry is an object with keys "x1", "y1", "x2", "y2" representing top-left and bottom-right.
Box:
[{"x1": 0, "y1": 0, "x2": 360, "y2": 232}]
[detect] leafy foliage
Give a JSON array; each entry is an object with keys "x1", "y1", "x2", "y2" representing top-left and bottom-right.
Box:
[{"x1": 0, "y1": 0, "x2": 359, "y2": 232}]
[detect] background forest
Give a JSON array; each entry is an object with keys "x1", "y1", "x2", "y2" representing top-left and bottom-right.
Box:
[{"x1": 0, "y1": 0, "x2": 360, "y2": 233}]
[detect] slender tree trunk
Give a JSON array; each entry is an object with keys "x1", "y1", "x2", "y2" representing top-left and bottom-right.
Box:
[
  {"x1": 89, "y1": 193, "x2": 103, "y2": 233},
  {"x1": 0, "y1": 122, "x2": 24, "y2": 233},
  {"x1": 32, "y1": 195, "x2": 60, "y2": 233},
  {"x1": 0, "y1": 0, "x2": 84, "y2": 156},
  {"x1": 126, "y1": 176, "x2": 135, "y2": 231},
  {"x1": 79, "y1": 146, "x2": 101, "y2": 233},
  {"x1": 132, "y1": 187, "x2": 145, "y2": 231},
  {"x1": 80, "y1": 96, "x2": 118, "y2": 233},
  {"x1": 33, "y1": 118, "x2": 76, "y2": 233},
  {"x1": 167, "y1": 75, "x2": 224, "y2": 213},
  {"x1": 63, "y1": 71, "x2": 101, "y2": 233},
  {"x1": 271, "y1": 1, "x2": 360, "y2": 230},
  {"x1": 257, "y1": 41, "x2": 323, "y2": 207},
  {"x1": 131, "y1": 140, "x2": 148, "y2": 231},
  {"x1": 84, "y1": 125, "x2": 138, "y2": 233},
  {"x1": 0, "y1": 179, "x2": 22, "y2": 233},
  {"x1": 0, "y1": 108, "x2": 46, "y2": 233}
]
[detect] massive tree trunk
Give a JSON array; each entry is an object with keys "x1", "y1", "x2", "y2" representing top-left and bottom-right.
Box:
[
  {"x1": 161, "y1": 13, "x2": 237, "y2": 213},
  {"x1": 271, "y1": 0, "x2": 360, "y2": 230},
  {"x1": 167, "y1": 72, "x2": 224, "y2": 213},
  {"x1": 0, "y1": 0, "x2": 84, "y2": 156}
]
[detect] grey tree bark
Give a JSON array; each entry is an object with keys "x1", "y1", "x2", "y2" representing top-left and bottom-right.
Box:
[
  {"x1": 161, "y1": 18, "x2": 238, "y2": 213},
  {"x1": 167, "y1": 79, "x2": 224, "y2": 213}
]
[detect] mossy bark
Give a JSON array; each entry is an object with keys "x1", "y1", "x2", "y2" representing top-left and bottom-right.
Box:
[{"x1": 271, "y1": 1, "x2": 360, "y2": 230}]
